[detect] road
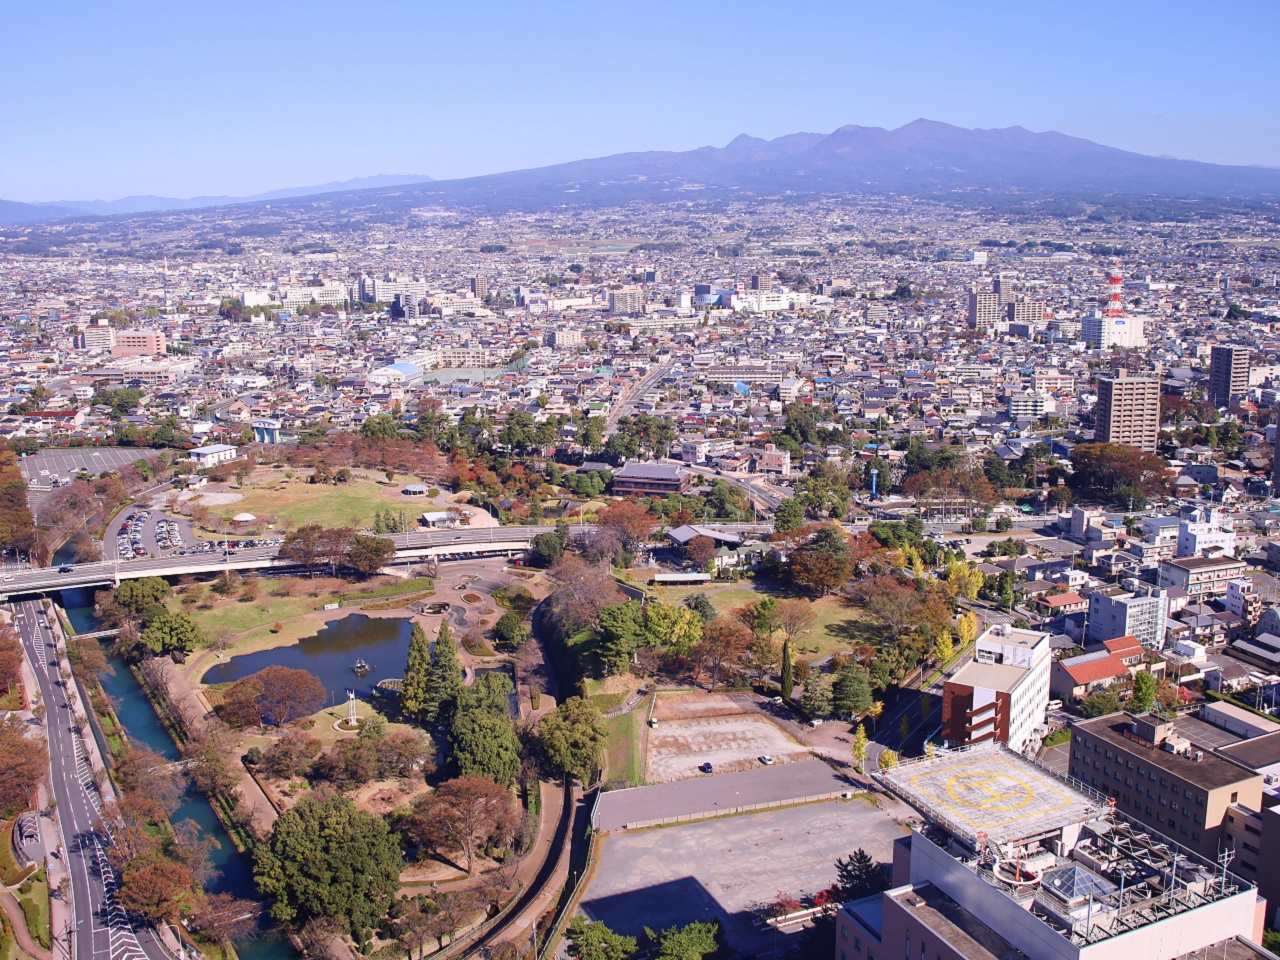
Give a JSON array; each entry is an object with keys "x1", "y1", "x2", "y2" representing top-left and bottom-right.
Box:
[
  {"x1": 605, "y1": 361, "x2": 674, "y2": 433},
  {"x1": 12, "y1": 599, "x2": 175, "y2": 960},
  {"x1": 680, "y1": 463, "x2": 790, "y2": 511}
]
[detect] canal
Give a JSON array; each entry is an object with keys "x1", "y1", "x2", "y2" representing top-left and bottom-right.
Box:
[{"x1": 60, "y1": 588, "x2": 297, "y2": 960}]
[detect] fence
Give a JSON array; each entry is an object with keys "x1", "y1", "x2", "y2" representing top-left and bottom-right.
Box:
[{"x1": 613, "y1": 789, "x2": 850, "y2": 831}]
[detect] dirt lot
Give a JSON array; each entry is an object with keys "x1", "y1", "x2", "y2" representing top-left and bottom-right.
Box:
[
  {"x1": 646, "y1": 714, "x2": 808, "y2": 781},
  {"x1": 652, "y1": 691, "x2": 755, "y2": 721}
]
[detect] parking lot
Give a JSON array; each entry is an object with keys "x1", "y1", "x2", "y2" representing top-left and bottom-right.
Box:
[
  {"x1": 647, "y1": 715, "x2": 807, "y2": 781},
  {"x1": 18, "y1": 447, "x2": 150, "y2": 487},
  {"x1": 582, "y1": 800, "x2": 907, "y2": 957}
]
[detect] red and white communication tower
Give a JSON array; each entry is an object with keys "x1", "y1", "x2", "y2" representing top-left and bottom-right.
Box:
[{"x1": 1104, "y1": 267, "x2": 1126, "y2": 318}]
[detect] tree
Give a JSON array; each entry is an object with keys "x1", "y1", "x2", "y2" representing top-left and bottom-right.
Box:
[
  {"x1": 0, "y1": 715, "x2": 47, "y2": 817},
  {"x1": 540, "y1": 697, "x2": 607, "y2": 782},
  {"x1": 780, "y1": 643, "x2": 795, "y2": 700},
  {"x1": 318, "y1": 526, "x2": 356, "y2": 576},
  {"x1": 944, "y1": 561, "x2": 984, "y2": 602},
  {"x1": 140, "y1": 611, "x2": 203, "y2": 654},
  {"x1": 683, "y1": 592, "x2": 717, "y2": 623},
  {"x1": 565, "y1": 917, "x2": 637, "y2": 960},
  {"x1": 650, "y1": 921, "x2": 721, "y2": 960},
  {"x1": 399, "y1": 623, "x2": 434, "y2": 722},
  {"x1": 597, "y1": 601, "x2": 646, "y2": 675},
  {"x1": 956, "y1": 611, "x2": 980, "y2": 647},
  {"x1": 684, "y1": 536, "x2": 717, "y2": 570},
  {"x1": 834, "y1": 848, "x2": 888, "y2": 902},
  {"x1": 1079, "y1": 687, "x2": 1124, "y2": 717},
  {"x1": 422, "y1": 622, "x2": 463, "y2": 725},
  {"x1": 190, "y1": 892, "x2": 258, "y2": 947},
  {"x1": 254, "y1": 795, "x2": 402, "y2": 942},
  {"x1": 694, "y1": 618, "x2": 749, "y2": 689},
  {"x1": 789, "y1": 549, "x2": 852, "y2": 595},
  {"x1": 220, "y1": 665, "x2": 324, "y2": 727},
  {"x1": 801, "y1": 673, "x2": 833, "y2": 717},
  {"x1": 114, "y1": 577, "x2": 172, "y2": 614},
  {"x1": 851, "y1": 724, "x2": 869, "y2": 769},
  {"x1": 775, "y1": 598, "x2": 816, "y2": 648},
  {"x1": 1068, "y1": 442, "x2": 1170, "y2": 504},
  {"x1": 279, "y1": 522, "x2": 326, "y2": 576},
  {"x1": 773, "y1": 498, "x2": 805, "y2": 533},
  {"x1": 1131, "y1": 671, "x2": 1157, "y2": 713},
  {"x1": 528, "y1": 532, "x2": 563, "y2": 568},
  {"x1": 932, "y1": 632, "x2": 955, "y2": 665},
  {"x1": 117, "y1": 856, "x2": 194, "y2": 921},
  {"x1": 346, "y1": 534, "x2": 396, "y2": 576},
  {"x1": 597, "y1": 500, "x2": 655, "y2": 551},
  {"x1": 114, "y1": 745, "x2": 185, "y2": 815},
  {"x1": 452, "y1": 708, "x2": 521, "y2": 784},
  {"x1": 408, "y1": 775, "x2": 518, "y2": 876},
  {"x1": 878, "y1": 749, "x2": 899, "y2": 770},
  {"x1": 494, "y1": 611, "x2": 530, "y2": 647},
  {"x1": 832, "y1": 663, "x2": 873, "y2": 718},
  {"x1": 851, "y1": 575, "x2": 922, "y2": 642}
]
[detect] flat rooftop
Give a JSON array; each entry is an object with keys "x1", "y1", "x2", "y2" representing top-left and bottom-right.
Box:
[
  {"x1": 878, "y1": 743, "x2": 1106, "y2": 848},
  {"x1": 1073, "y1": 715, "x2": 1259, "y2": 791},
  {"x1": 888, "y1": 883, "x2": 1028, "y2": 960},
  {"x1": 950, "y1": 660, "x2": 1028, "y2": 693}
]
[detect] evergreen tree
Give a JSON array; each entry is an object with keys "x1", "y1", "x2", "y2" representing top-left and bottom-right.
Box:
[
  {"x1": 832, "y1": 662, "x2": 873, "y2": 717},
  {"x1": 833, "y1": 848, "x2": 888, "y2": 902},
  {"x1": 780, "y1": 640, "x2": 794, "y2": 700},
  {"x1": 423, "y1": 622, "x2": 462, "y2": 725},
  {"x1": 399, "y1": 624, "x2": 432, "y2": 721}
]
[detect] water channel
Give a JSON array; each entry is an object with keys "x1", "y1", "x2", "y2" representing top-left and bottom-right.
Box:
[{"x1": 59, "y1": 588, "x2": 297, "y2": 960}]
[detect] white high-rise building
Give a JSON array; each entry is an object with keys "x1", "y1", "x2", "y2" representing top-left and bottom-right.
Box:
[{"x1": 1082, "y1": 310, "x2": 1146, "y2": 349}]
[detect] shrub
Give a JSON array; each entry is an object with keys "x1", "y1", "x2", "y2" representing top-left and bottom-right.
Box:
[{"x1": 245, "y1": 747, "x2": 263, "y2": 765}]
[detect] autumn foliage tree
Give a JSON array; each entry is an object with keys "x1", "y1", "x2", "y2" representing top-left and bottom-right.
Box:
[
  {"x1": 0, "y1": 714, "x2": 47, "y2": 817},
  {"x1": 1068, "y1": 442, "x2": 1170, "y2": 504},
  {"x1": 596, "y1": 500, "x2": 655, "y2": 551},
  {"x1": 218, "y1": 665, "x2": 325, "y2": 727},
  {"x1": 694, "y1": 618, "x2": 750, "y2": 689},
  {"x1": 409, "y1": 775, "x2": 519, "y2": 876}
]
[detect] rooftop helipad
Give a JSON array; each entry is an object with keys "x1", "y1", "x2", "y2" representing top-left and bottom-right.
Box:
[{"x1": 878, "y1": 744, "x2": 1107, "y2": 849}]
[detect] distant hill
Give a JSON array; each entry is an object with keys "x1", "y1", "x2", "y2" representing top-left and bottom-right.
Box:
[{"x1": 0, "y1": 174, "x2": 435, "y2": 223}]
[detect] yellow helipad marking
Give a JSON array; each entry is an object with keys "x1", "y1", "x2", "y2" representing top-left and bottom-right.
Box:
[
  {"x1": 906, "y1": 756, "x2": 1077, "y2": 835},
  {"x1": 944, "y1": 772, "x2": 1034, "y2": 812}
]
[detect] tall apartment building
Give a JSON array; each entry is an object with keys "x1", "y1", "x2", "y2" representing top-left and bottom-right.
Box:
[
  {"x1": 77, "y1": 318, "x2": 116, "y2": 351},
  {"x1": 1209, "y1": 344, "x2": 1250, "y2": 409},
  {"x1": 1005, "y1": 389, "x2": 1047, "y2": 419},
  {"x1": 608, "y1": 287, "x2": 646, "y2": 314},
  {"x1": 1086, "y1": 585, "x2": 1169, "y2": 650},
  {"x1": 750, "y1": 273, "x2": 771, "y2": 291},
  {"x1": 110, "y1": 330, "x2": 166, "y2": 357},
  {"x1": 469, "y1": 275, "x2": 489, "y2": 299},
  {"x1": 940, "y1": 625, "x2": 1050, "y2": 752},
  {"x1": 966, "y1": 291, "x2": 1002, "y2": 330},
  {"x1": 1006, "y1": 299, "x2": 1045, "y2": 325},
  {"x1": 1094, "y1": 371, "x2": 1159, "y2": 452},
  {"x1": 1082, "y1": 311, "x2": 1146, "y2": 348}
]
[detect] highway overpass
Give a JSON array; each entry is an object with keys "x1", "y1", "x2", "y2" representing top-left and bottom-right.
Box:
[{"x1": 0, "y1": 525, "x2": 555, "y2": 600}]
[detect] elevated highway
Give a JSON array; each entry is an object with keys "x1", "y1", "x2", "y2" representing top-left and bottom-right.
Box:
[{"x1": 0, "y1": 525, "x2": 555, "y2": 600}]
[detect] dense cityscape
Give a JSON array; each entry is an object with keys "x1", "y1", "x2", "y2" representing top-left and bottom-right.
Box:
[{"x1": 5, "y1": 5, "x2": 1280, "y2": 960}]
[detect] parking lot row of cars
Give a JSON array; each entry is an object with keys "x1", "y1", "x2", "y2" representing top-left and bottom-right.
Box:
[{"x1": 117, "y1": 511, "x2": 153, "y2": 560}]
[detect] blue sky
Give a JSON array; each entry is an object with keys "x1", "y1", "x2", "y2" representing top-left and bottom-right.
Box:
[{"x1": 2, "y1": 0, "x2": 1277, "y2": 201}]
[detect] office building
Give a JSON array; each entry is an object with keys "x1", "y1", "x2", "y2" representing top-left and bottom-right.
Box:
[
  {"x1": 1177, "y1": 507, "x2": 1237, "y2": 558},
  {"x1": 111, "y1": 330, "x2": 166, "y2": 357},
  {"x1": 1006, "y1": 299, "x2": 1046, "y2": 325},
  {"x1": 469, "y1": 275, "x2": 489, "y2": 299},
  {"x1": 1094, "y1": 372, "x2": 1160, "y2": 453},
  {"x1": 1069, "y1": 711, "x2": 1263, "y2": 864},
  {"x1": 1082, "y1": 311, "x2": 1146, "y2": 349},
  {"x1": 848, "y1": 742, "x2": 1265, "y2": 960},
  {"x1": 1209, "y1": 345, "x2": 1250, "y2": 409},
  {"x1": 608, "y1": 287, "x2": 646, "y2": 314},
  {"x1": 940, "y1": 624, "x2": 1050, "y2": 752},
  {"x1": 967, "y1": 291, "x2": 1003, "y2": 330},
  {"x1": 1086, "y1": 586, "x2": 1169, "y2": 650},
  {"x1": 1158, "y1": 554, "x2": 1248, "y2": 599},
  {"x1": 751, "y1": 273, "x2": 771, "y2": 292}
]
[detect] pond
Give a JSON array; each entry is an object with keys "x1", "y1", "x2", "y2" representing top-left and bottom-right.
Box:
[
  {"x1": 201, "y1": 614, "x2": 416, "y2": 699},
  {"x1": 59, "y1": 588, "x2": 298, "y2": 960}
]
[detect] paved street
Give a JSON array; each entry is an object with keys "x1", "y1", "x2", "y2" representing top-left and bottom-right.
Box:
[{"x1": 12, "y1": 599, "x2": 175, "y2": 960}]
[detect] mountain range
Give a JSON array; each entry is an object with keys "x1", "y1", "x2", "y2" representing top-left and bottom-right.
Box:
[
  {"x1": 5, "y1": 120, "x2": 1280, "y2": 224},
  {"x1": 0, "y1": 173, "x2": 434, "y2": 224}
]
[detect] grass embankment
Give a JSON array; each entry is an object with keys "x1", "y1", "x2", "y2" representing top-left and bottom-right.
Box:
[
  {"x1": 0, "y1": 823, "x2": 35, "y2": 886},
  {"x1": 604, "y1": 709, "x2": 645, "y2": 787},
  {"x1": 212, "y1": 478, "x2": 408, "y2": 528}
]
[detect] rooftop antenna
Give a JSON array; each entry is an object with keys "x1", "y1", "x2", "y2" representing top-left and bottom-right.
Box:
[{"x1": 1217, "y1": 847, "x2": 1235, "y2": 896}]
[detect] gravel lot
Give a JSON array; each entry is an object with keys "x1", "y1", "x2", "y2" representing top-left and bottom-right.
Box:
[
  {"x1": 582, "y1": 800, "x2": 907, "y2": 957},
  {"x1": 647, "y1": 715, "x2": 807, "y2": 781}
]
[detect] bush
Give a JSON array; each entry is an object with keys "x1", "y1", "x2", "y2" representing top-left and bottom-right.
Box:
[
  {"x1": 20, "y1": 897, "x2": 48, "y2": 948},
  {"x1": 245, "y1": 747, "x2": 263, "y2": 765}
]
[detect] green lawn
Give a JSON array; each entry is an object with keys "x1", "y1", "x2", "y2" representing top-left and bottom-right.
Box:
[
  {"x1": 604, "y1": 709, "x2": 645, "y2": 786},
  {"x1": 174, "y1": 592, "x2": 325, "y2": 642},
  {"x1": 211, "y1": 478, "x2": 406, "y2": 529},
  {"x1": 801, "y1": 596, "x2": 881, "y2": 659}
]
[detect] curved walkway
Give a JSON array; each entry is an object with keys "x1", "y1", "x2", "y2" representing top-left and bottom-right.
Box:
[{"x1": 0, "y1": 889, "x2": 53, "y2": 960}]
